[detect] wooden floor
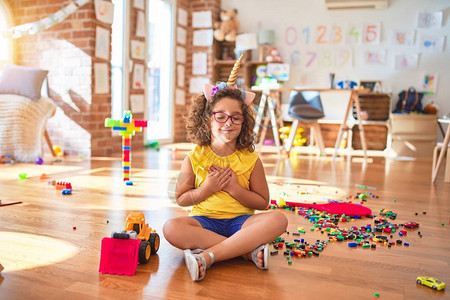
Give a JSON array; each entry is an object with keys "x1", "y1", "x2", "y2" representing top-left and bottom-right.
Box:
[{"x1": 0, "y1": 144, "x2": 449, "y2": 299}]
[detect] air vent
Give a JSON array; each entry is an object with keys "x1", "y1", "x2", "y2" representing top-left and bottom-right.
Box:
[{"x1": 325, "y1": 0, "x2": 388, "y2": 10}]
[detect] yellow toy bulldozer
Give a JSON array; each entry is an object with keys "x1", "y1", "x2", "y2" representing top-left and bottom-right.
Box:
[{"x1": 99, "y1": 212, "x2": 160, "y2": 275}]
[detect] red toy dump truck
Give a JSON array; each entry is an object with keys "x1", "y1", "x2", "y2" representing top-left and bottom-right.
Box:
[{"x1": 99, "y1": 212, "x2": 160, "y2": 276}]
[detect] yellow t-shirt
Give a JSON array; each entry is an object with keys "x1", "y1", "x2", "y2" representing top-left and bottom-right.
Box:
[{"x1": 187, "y1": 145, "x2": 259, "y2": 219}]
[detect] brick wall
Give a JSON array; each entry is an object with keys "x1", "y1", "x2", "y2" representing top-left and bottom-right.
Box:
[
  {"x1": 7, "y1": 0, "x2": 221, "y2": 150},
  {"x1": 7, "y1": 0, "x2": 113, "y2": 157},
  {"x1": 173, "y1": 0, "x2": 189, "y2": 142},
  {"x1": 127, "y1": 1, "x2": 147, "y2": 153}
]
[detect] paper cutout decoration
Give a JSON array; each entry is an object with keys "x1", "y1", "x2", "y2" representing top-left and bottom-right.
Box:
[
  {"x1": 177, "y1": 64, "x2": 185, "y2": 87},
  {"x1": 394, "y1": 54, "x2": 418, "y2": 70},
  {"x1": 177, "y1": 27, "x2": 187, "y2": 45},
  {"x1": 130, "y1": 40, "x2": 145, "y2": 60},
  {"x1": 132, "y1": 64, "x2": 145, "y2": 89},
  {"x1": 176, "y1": 46, "x2": 186, "y2": 63},
  {"x1": 364, "y1": 50, "x2": 386, "y2": 65},
  {"x1": 193, "y1": 29, "x2": 213, "y2": 46},
  {"x1": 417, "y1": 12, "x2": 442, "y2": 29},
  {"x1": 133, "y1": 0, "x2": 145, "y2": 10},
  {"x1": 130, "y1": 94, "x2": 145, "y2": 113},
  {"x1": 135, "y1": 11, "x2": 145, "y2": 37},
  {"x1": 94, "y1": 63, "x2": 109, "y2": 94},
  {"x1": 2, "y1": 0, "x2": 89, "y2": 39},
  {"x1": 178, "y1": 8, "x2": 187, "y2": 27},
  {"x1": 422, "y1": 74, "x2": 438, "y2": 94},
  {"x1": 192, "y1": 11, "x2": 212, "y2": 28},
  {"x1": 391, "y1": 29, "x2": 415, "y2": 46},
  {"x1": 94, "y1": 0, "x2": 114, "y2": 24},
  {"x1": 192, "y1": 52, "x2": 207, "y2": 75},
  {"x1": 95, "y1": 26, "x2": 110, "y2": 60},
  {"x1": 419, "y1": 35, "x2": 445, "y2": 52},
  {"x1": 176, "y1": 88, "x2": 186, "y2": 105}
]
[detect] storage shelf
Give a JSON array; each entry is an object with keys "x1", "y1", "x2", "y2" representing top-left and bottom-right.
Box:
[
  {"x1": 213, "y1": 41, "x2": 270, "y2": 90},
  {"x1": 214, "y1": 60, "x2": 236, "y2": 66}
]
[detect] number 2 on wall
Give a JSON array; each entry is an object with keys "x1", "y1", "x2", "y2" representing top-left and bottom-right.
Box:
[{"x1": 316, "y1": 25, "x2": 328, "y2": 44}]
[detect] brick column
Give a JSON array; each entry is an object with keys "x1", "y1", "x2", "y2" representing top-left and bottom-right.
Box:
[
  {"x1": 7, "y1": 0, "x2": 113, "y2": 157},
  {"x1": 173, "y1": 0, "x2": 221, "y2": 142},
  {"x1": 128, "y1": 1, "x2": 146, "y2": 152}
]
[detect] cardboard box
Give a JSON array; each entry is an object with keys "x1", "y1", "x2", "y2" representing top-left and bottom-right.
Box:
[
  {"x1": 391, "y1": 138, "x2": 435, "y2": 157},
  {"x1": 390, "y1": 114, "x2": 437, "y2": 157},
  {"x1": 390, "y1": 114, "x2": 437, "y2": 136}
]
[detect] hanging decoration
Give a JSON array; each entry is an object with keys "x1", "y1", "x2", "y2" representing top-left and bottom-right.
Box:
[{"x1": 2, "y1": 0, "x2": 90, "y2": 39}]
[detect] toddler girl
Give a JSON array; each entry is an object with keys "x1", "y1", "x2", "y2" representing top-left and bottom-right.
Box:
[{"x1": 163, "y1": 55, "x2": 288, "y2": 281}]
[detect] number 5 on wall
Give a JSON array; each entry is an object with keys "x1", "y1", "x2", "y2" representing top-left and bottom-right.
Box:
[{"x1": 364, "y1": 23, "x2": 381, "y2": 44}]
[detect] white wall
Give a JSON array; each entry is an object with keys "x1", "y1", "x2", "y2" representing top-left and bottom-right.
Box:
[{"x1": 222, "y1": 0, "x2": 450, "y2": 119}]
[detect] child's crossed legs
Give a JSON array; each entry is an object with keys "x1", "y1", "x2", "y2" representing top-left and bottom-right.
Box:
[{"x1": 163, "y1": 211, "x2": 288, "y2": 279}]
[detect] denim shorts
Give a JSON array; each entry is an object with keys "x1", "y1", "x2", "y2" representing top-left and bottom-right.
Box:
[{"x1": 191, "y1": 214, "x2": 253, "y2": 237}]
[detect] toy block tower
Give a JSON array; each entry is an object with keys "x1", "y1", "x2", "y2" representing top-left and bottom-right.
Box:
[{"x1": 105, "y1": 111, "x2": 147, "y2": 184}]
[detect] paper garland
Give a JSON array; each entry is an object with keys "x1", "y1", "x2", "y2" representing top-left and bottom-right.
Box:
[{"x1": 2, "y1": 0, "x2": 89, "y2": 39}]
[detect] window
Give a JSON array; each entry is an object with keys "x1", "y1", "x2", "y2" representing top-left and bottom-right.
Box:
[
  {"x1": 0, "y1": 0, "x2": 14, "y2": 66},
  {"x1": 146, "y1": 0, "x2": 174, "y2": 142},
  {"x1": 111, "y1": 0, "x2": 127, "y2": 119}
]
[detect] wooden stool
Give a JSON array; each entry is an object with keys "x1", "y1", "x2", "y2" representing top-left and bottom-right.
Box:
[
  {"x1": 432, "y1": 119, "x2": 450, "y2": 182},
  {"x1": 285, "y1": 119, "x2": 325, "y2": 156},
  {"x1": 432, "y1": 143, "x2": 450, "y2": 182},
  {"x1": 253, "y1": 88, "x2": 285, "y2": 153}
]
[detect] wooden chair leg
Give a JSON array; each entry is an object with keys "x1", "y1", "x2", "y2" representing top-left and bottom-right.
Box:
[
  {"x1": 436, "y1": 144, "x2": 450, "y2": 182},
  {"x1": 44, "y1": 129, "x2": 56, "y2": 157},
  {"x1": 432, "y1": 124, "x2": 450, "y2": 182},
  {"x1": 313, "y1": 122, "x2": 326, "y2": 156},
  {"x1": 309, "y1": 125, "x2": 315, "y2": 147},
  {"x1": 432, "y1": 145, "x2": 440, "y2": 175},
  {"x1": 445, "y1": 146, "x2": 450, "y2": 182},
  {"x1": 285, "y1": 119, "x2": 299, "y2": 152}
]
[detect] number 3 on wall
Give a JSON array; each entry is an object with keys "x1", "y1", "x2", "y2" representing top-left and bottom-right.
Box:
[
  {"x1": 364, "y1": 24, "x2": 380, "y2": 44},
  {"x1": 332, "y1": 25, "x2": 343, "y2": 44}
]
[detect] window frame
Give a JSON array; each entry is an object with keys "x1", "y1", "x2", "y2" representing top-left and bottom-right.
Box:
[
  {"x1": 144, "y1": 0, "x2": 176, "y2": 143},
  {"x1": 111, "y1": 0, "x2": 131, "y2": 121},
  {"x1": 0, "y1": 0, "x2": 15, "y2": 66}
]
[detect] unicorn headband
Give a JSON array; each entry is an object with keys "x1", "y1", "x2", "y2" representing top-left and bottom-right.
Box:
[{"x1": 203, "y1": 53, "x2": 256, "y2": 105}]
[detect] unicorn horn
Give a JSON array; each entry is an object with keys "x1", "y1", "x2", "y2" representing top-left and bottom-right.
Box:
[{"x1": 227, "y1": 53, "x2": 244, "y2": 87}]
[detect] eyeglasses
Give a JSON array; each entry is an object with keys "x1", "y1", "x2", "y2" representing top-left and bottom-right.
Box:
[{"x1": 209, "y1": 112, "x2": 244, "y2": 125}]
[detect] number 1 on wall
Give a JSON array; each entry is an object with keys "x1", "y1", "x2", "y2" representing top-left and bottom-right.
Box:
[{"x1": 301, "y1": 26, "x2": 310, "y2": 45}]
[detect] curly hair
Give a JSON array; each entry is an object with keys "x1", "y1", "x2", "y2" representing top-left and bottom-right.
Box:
[{"x1": 184, "y1": 88, "x2": 255, "y2": 152}]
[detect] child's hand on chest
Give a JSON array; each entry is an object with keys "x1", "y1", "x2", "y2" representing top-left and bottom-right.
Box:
[{"x1": 209, "y1": 165, "x2": 240, "y2": 194}]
